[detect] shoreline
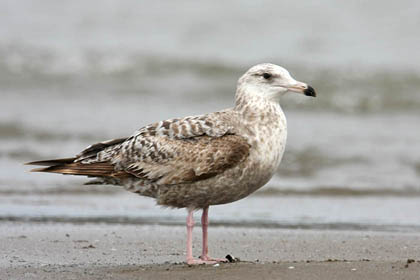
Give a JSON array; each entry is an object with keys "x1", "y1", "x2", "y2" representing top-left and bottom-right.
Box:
[
  {"x1": 3, "y1": 261, "x2": 420, "y2": 280},
  {"x1": 1, "y1": 222, "x2": 420, "y2": 279}
]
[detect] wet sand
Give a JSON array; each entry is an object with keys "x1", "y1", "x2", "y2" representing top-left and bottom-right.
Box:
[{"x1": 1, "y1": 222, "x2": 420, "y2": 279}]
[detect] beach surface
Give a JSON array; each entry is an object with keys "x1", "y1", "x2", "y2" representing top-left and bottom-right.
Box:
[{"x1": 1, "y1": 222, "x2": 420, "y2": 279}]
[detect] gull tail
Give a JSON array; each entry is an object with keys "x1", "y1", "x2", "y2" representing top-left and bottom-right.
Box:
[{"x1": 25, "y1": 158, "x2": 118, "y2": 177}]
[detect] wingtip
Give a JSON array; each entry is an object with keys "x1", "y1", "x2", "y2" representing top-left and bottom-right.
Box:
[
  {"x1": 29, "y1": 167, "x2": 47, "y2": 172},
  {"x1": 24, "y1": 160, "x2": 47, "y2": 166},
  {"x1": 23, "y1": 158, "x2": 77, "y2": 166}
]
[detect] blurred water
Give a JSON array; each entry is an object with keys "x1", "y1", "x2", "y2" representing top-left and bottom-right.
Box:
[{"x1": 1, "y1": 0, "x2": 420, "y2": 230}]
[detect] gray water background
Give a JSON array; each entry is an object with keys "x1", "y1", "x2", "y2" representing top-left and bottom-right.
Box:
[{"x1": 1, "y1": 0, "x2": 420, "y2": 231}]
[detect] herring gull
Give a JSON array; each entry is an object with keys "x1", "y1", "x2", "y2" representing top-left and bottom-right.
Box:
[{"x1": 26, "y1": 63, "x2": 316, "y2": 264}]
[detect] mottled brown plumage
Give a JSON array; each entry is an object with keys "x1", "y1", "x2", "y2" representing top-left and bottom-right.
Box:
[{"x1": 27, "y1": 109, "x2": 255, "y2": 208}]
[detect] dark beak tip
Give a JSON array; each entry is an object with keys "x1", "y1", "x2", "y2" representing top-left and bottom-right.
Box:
[{"x1": 304, "y1": 85, "x2": 316, "y2": 97}]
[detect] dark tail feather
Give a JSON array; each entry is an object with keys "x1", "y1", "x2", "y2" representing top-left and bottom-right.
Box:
[
  {"x1": 28, "y1": 161, "x2": 114, "y2": 176},
  {"x1": 26, "y1": 158, "x2": 131, "y2": 179},
  {"x1": 25, "y1": 158, "x2": 76, "y2": 166}
]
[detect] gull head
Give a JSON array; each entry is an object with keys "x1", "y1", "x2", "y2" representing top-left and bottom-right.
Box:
[{"x1": 237, "y1": 63, "x2": 316, "y2": 102}]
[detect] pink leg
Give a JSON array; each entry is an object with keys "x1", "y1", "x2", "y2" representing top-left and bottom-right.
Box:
[
  {"x1": 186, "y1": 209, "x2": 217, "y2": 265},
  {"x1": 201, "y1": 206, "x2": 209, "y2": 258},
  {"x1": 200, "y1": 206, "x2": 227, "y2": 262}
]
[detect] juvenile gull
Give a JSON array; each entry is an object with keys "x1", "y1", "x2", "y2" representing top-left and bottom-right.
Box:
[{"x1": 26, "y1": 63, "x2": 316, "y2": 264}]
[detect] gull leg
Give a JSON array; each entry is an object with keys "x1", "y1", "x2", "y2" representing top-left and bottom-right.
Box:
[
  {"x1": 186, "y1": 208, "x2": 216, "y2": 265},
  {"x1": 200, "y1": 206, "x2": 227, "y2": 262}
]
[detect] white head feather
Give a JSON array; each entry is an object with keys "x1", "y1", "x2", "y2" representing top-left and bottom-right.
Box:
[{"x1": 236, "y1": 63, "x2": 315, "y2": 104}]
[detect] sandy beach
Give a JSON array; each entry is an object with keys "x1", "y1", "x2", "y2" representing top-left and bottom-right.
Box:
[{"x1": 1, "y1": 222, "x2": 420, "y2": 279}]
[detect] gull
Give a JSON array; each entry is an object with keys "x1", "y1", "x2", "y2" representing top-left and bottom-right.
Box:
[{"x1": 26, "y1": 63, "x2": 316, "y2": 264}]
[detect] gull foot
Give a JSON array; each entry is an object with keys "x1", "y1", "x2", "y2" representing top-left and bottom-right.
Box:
[
  {"x1": 200, "y1": 255, "x2": 228, "y2": 262},
  {"x1": 187, "y1": 258, "x2": 218, "y2": 265}
]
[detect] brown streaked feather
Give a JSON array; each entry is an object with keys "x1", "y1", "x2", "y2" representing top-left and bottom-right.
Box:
[
  {"x1": 121, "y1": 134, "x2": 250, "y2": 185},
  {"x1": 26, "y1": 112, "x2": 246, "y2": 186}
]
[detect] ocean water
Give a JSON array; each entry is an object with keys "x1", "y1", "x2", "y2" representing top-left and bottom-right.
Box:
[{"x1": 1, "y1": 0, "x2": 420, "y2": 231}]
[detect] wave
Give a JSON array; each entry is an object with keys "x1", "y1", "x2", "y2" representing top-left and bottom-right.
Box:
[
  {"x1": 0, "y1": 121, "x2": 102, "y2": 142},
  {"x1": 1, "y1": 182, "x2": 418, "y2": 198},
  {"x1": 277, "y1": 147, "x2": 367, "y2": 178},
  {"x1": 1, "y1": 214, "x2": 419, "y2": 232},
  {"x1": 255, "y1": 186, "x2": 420, "y2": 197},
  {"x1": 1, "y1": 44, "x2": 420, "y2": 113}
]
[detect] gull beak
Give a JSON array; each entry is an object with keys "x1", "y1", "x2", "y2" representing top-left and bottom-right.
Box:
[{"x1": 288, "y1": 81, "x2": 316, "y2": 97}]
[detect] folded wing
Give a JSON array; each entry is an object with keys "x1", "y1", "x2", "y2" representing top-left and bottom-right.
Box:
[{"x1": 26, "y1": 112, "x2": 250, "y2": 186}]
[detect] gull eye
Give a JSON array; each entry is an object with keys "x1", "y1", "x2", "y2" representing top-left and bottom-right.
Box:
[{"x1": 262, "y1": 73, "x2": 272, "y2": 80}]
